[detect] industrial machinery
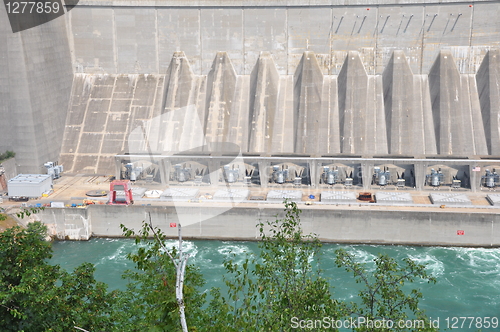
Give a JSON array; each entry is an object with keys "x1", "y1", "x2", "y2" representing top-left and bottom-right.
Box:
[
  {"x1": 322, "y1": 166, "x2": 339, "y2": 185},
  {"x1": 122, "y1": 161, "x2": 161, "y2": 183},
  {"x1": 223, "y1": 165, "x2": 239, "y2": 183},
  {"x1": 174, "y1": 164, "x2": 191, "y2": 182},
  {"x1": 482, "y1": 169, "x2": 500, "y2": 189},
  {"x1": 44, "y1": 161, "x2": 63, "y2": 179},
  {"x1": 108, "y1": 180, "x2": 134, "y2": 205},
  {"x1": 272, "y1": 165, "x2": 287, "y2": 184},
  {"x1": 344, "y1": 171, "x2": 353, "y2": 187},
  {"x1": 170, "y1": 162, "x2": 210, "y2": 184},
  {"x1": 124, "y1": 163, "x2": 142, "y2": 182},
  {"x1": 396, "y1": 172, "x2": 406, "y2": 188},
  {"x1": 427, "y1": 168, "x2": 444, "y2": 187},
  {"x1": 373, "y1": 167, "x2": 390, "y2": 186},
  {"x1": 270, "y1": 163, "x2": 307, "y2": 185},
  {"x1": 451, "y1": 175, "x2": 462, "y2": 189},
  {"x1": 344, "y1": 171, "x2": 354, "y2": 187},
  {"x1": 358, "y1": 192, "x2": 374, "y2": 202}
]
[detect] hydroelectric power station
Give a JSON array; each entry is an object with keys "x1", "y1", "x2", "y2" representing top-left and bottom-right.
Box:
[{"x1": 3, "y1": 0, "x2": 500, "y2": 245}]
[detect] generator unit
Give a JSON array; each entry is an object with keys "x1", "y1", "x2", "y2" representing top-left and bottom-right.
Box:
[
  {"x1": 482, "y1": 169, "x2": 500, "y2": 188},
  {"x1": 124, "y1": 163, "x2": 143, "y2": 182},
  {"x1": 373, "y1": 167, "x2": 390, "y2": 186},
  {"x1": 427, "y1": 168, "x2": 444, "y2": 187},
  {"x1": 322, "y1": 166, "x2": 339, "y2": 185},
  {"x1": 272, "y1": 165, "x2": 288, "y2": 184},
  {"x1": 174, "y1": 164, "x2": 191, "y2": 182},
  {"x1": 223, "y1": 165, "x2": 239, "y2": 183}
]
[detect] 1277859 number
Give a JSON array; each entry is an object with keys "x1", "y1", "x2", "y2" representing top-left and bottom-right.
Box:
[
  {"x1": 5, "y1": 1, "x2": 60, "y2": 14},
  {"x1": 445, "y1": 317, "x2": 498, "y2": 329}
]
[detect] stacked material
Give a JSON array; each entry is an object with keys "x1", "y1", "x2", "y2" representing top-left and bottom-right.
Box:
[
  {"x1": 213, "y1": 189, "x2": 249, "y2": 201},
  {"x1": 375, "y1": 191, "x2": 413, "y2": 205},
  {"x1": 143, "y1": 190, "x2": 163, "y2": 198},
  {"x1": 486, "y1": 194, "x2": 500, "y2": 206},
  {"x1": 266, "y1": 190, "x2": 302, "y2": 202},
  {"x1": 131, "y1": 187, "x2": 147, "y2": 199},
  {"x1": 429, "y1": 193, "x2": 472, "y2": 206},
  {"x1": 320, "y1": 191, "x2": 357, "y2": 204},
  {"x1": 161, "y1": 188, "x2": 199, "y2": 201}
]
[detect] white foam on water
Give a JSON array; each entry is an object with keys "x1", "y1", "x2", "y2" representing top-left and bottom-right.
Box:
[
  {"x1": 215, "y1": 243, "x2": 255, "y2": 267},
  {"x1": 96, "y1": 242, "x2": 130, "y2": 267},
  {"x1": 217, "y1": 244, "x2": 250, "y2": 256},
  {"x1": 346, "y1": 247, "x2": 377, "y2": 268},
  {"x1": 450, "y1": 247, "x2": 500, "y2": 274},
  {"x1": 162, "y1": 240, "x2": 199, "y2": 258},
  {"x1": 408, "y1": 253, "x2": 445, "y2": 278}
]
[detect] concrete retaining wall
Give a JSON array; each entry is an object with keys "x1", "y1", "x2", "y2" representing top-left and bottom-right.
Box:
[
  {"x1": 36, "y1": 204, "x2": 500, "y2": 247},
  {"x1": 38, "y1": 207, "x2": 91, "y2": 240}
]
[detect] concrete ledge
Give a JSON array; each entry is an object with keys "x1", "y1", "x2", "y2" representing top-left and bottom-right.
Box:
[
  {"x1": 33, "y1": 204, "x2": 500, "y2": 247},
  {"x1": 76, "y1": 0, "x2": 496, "y2": 7}
]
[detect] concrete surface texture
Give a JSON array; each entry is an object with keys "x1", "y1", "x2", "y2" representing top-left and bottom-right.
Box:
[
  {"x1": 0, "y1": 5, "x2": 72, "y2": 174},
  {"x1": 32, "y1": 204, "x2": 500, "y2": 247},
  {"x1": 1, "y1": 0, "x2": 500, "y2": 173}
]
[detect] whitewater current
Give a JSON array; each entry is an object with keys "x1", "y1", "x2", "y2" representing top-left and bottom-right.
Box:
[{"x1": 50, "y1": 239, "x2": 500, "y2": 330}]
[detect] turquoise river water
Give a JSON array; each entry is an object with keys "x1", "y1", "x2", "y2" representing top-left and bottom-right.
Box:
[{"x1": 50, "y1": 239, "x2": 500, "y2": 331}]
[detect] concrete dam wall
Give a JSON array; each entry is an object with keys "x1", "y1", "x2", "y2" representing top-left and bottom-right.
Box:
[
  {"x1": 0, "y1": 2, "x2": 73, "y2": 174},
  {"x1": 61, "y1": 48, "x2": 500, "y2": 174},
  {"x1": 1, "y1": 0, "x2": 500, "y2": 174}
]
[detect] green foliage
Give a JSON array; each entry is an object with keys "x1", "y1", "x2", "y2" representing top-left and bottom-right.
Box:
[
  {"x1": 118, "y1": 222, "x2": 206, "y2": 332},
  {"x1": 0, "y1": 214, "x2": 6, "y2": 222},
  {"x1": 0, "y1": 222, "x2": 120, "y2": 332},
  {"x1": 0, "y1": 203, "x2": 440, "y2": 332},
  {"x1": 16, "y1": 207, "x2": 45, "y2": 220},
  {"x1": 202, "y1": 200, "x2": 340, "y2": 331},
  {"x1": 0, "y1": 150, "x2": 15, "y2": 163},
  {"x1": 335, "y1": 249, "x2": 438, "y2": 332}
]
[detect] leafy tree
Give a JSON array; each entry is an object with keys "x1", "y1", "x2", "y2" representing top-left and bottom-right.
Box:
[
  {"x1": 118, "y1": 220, "x2": 206, "y2": 332},
  {"x1": 0, "y1": 203, "x2": 441, "y2": 332},
  {"x1": 0, "y1": 222, "x2": 120, "y2": 331},
  {"x1": 335, "y1": 249, "x2": 438, "y2": 332},
  {"x1": 202, "y1": 200, "x2": 340, "y2": 331},
  {"x1": 0, "y1": 150, "x2": 15, "y2": 163}
]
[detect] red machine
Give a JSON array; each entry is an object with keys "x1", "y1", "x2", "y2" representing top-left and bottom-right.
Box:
[{"x1": 107, "y1": 180, "x2": 134, "y2": 205}]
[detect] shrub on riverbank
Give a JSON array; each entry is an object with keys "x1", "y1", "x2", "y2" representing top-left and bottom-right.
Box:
[
  {"x1": 0, "y1": 150, "x2": 15, "y2": 163},
  {"x1": 0, "y1": 202, "x2": 439, "y2": 332}
]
